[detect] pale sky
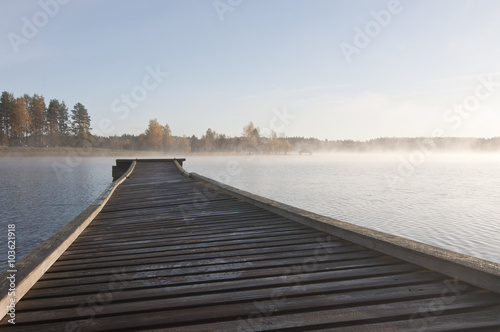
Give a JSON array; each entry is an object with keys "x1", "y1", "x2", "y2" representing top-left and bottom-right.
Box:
[{"x1": 1, "y1": 0, "x2": 500, "y2": 140}]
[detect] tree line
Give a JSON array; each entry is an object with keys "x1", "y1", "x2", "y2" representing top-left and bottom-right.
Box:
[
  {"x1": 0, "y1": 91, "x2": 292, "y2": 154},
  {"x1": 134, "y1": 119, "x2": 291, "y2": 154},
  {"x1": 98, "y1": 119, "x2": 500, "y2": 154},
  {"x1": 95, "y1": 119, "x2": 291, "y2": 154},
  {"x1": 2, "y1": 90, "x2": 499, "y2": 153},
  {"x1": 0, "y1": 91, "x2": 91, "y2": 147}
]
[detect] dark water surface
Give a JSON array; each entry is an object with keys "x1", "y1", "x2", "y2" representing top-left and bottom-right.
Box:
[{"x1": 1, "y1": 156, "x2": 116, "y2": 260}]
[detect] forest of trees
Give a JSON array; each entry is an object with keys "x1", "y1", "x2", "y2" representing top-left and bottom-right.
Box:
[
  {"x1": 134, "y1": 119, "x2": 291, "y2": 154},
  {"x1": 2, "y1": 90, "x2": 500, "y2": 154},
  {"x1": 92, "y1": 120, "x2": 500, "y2": 154},
  {"x1": 0, "y1": 91, "x2": 91, "y2": 147}
]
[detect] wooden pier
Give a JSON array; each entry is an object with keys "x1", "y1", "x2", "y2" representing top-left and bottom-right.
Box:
[{"x1": 1, "y1": 159, "x2": 500, "y2": 331}]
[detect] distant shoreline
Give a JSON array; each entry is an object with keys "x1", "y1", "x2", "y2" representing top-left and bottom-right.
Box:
[
  {"x1": 0, "y1": 147, "x2": 262, "y2": 157},
  {"x1": 1, "y1": 146, "x2": 499, "y2": 158},
  {"x1": 0, "y1": 147, "x2": 157, "y2": 157}
]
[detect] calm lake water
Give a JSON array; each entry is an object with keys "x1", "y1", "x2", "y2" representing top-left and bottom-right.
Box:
[
  {"x1": 1, "y1": 153, "x2": 499, "y2": 264},
  {"x1": 0, "y1": 156, "x2": 117, "y2": 260}
]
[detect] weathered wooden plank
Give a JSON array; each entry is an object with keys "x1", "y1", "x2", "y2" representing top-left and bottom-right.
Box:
[
  {"x1": 10, "y1": 278, "x2": 459, "y2": 325},
  {"x1": 47, "y1": 240, "x2": 351, "y2": 272},
  {"x1": 54, "y1": 233, "x2": 341, "y2": 263},
  {"x1": 153, "y1": 292, "x2": 500, "y2": 332},
  {"x1": 2, "y1": 282, "x2": 474, "y2": 330},
  {"x1": 24, "y1": 259, "x2": 412, "y2": 300},
  {"x1": 59, "y1": 232, "x2": 333, "y2": 259},
  {"x1": 78, "y1": 215, "x2": 295, "y2": 237},
  {"x1": 33, "y1": 251, "x2": 390, "y2": 288},
  {"x1": 42, "y1": 248, "x2": 380, "y2": 282},
  {"x1": 18, "y1": 265, "x2": 427, "y2": 310},
  {"x1": 67, "y1": 223, "x2": 312, "y2": 248},
  {"x1": 318, "y1": 305, "x2": 500, "y2": 331}
]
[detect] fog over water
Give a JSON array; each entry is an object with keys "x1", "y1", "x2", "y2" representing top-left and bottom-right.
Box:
[{"x1": 1, "y1": 153, "x2": 499, "y2": 264}]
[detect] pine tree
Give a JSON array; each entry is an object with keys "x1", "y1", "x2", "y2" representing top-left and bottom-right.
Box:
[
  {"x1": 10, "y1": 97, "x2": 30, "y2": 146},
  {"x1": 57, "y1": 101, "x2": 70, "y2": 135},
  {"x1": 201, "y1": 128, "x2": 216, "y2": 152},
  {"x1": 0, "y1": 91, "x2": 14, "y2": 145},
  {"x1": 70, "y1": 103, "x2": 91, "y2": 142},
  {"x1": 26, "y1": 94, "x2": 46, "y2": 146},
  {"x1": 46, "y1": 99, "x2": 60, "y2": 146},
  {"x1": 162, "y1": 123, "x2": 172, "y2": 150}
]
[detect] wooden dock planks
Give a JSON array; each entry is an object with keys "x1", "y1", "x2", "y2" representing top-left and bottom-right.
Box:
[{"x1": 1, "y1": 160, "x2": 500, "y2": 331}]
